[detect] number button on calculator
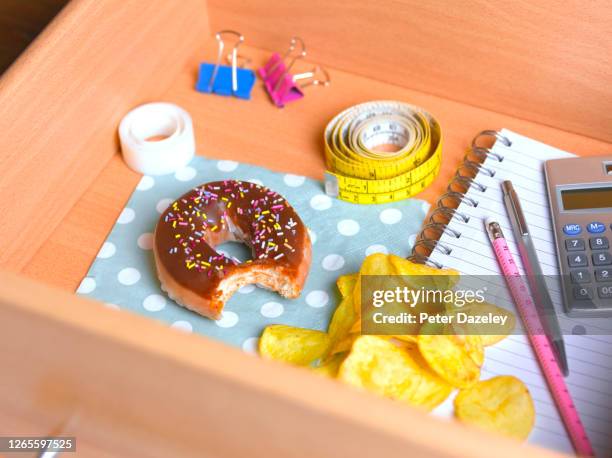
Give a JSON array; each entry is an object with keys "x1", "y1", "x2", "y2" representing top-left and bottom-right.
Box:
[
  {"x1": 592, "y1": 252, "x2": 612, "y2": 266},
  {"x1": 573, "y1": 286, "x2": 593, "y2": 300},
  {"x1": 570, "y1": 269, "x2": 591, "y2": 283},
  {"x1": 568, "y1": 253, "x2": 588, "y2": 267},
  {"x1": 596, "y1": 268, "x2": 612, "y2": 282},
  {"x1": 565, "y1": 238, "x2": 585, "y2": 251},
  {"x1": 589, "y1": 236, "x2": 609, "y2": 250},
  {"x1": 598, "y1": 285, "x2": 612, "y2": 299}
]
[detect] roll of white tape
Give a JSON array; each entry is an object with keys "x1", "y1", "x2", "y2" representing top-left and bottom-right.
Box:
[{"x1": 119, "y1": 102, "x2": 196, "y2": 175}]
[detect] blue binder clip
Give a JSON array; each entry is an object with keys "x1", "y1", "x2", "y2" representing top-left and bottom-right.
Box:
[{"x1": 196, "y1": 30, "x2": 255, "y2": 100}]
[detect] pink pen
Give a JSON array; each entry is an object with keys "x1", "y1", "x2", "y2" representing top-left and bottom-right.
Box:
[{"x1": 485, "y1": 217, "x2": 594, "y2": 457}]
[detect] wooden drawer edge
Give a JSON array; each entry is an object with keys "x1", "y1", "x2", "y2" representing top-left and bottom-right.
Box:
[{"x1": 0, "y1": 271, "x2": 566, "y2": 457}]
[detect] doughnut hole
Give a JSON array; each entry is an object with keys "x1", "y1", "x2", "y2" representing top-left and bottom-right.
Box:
[{"x1": 214, "y1": 241, "x2": 252, "y2": 263}]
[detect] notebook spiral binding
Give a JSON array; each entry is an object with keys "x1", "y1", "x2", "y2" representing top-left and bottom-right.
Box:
[{"x1": 408, "y1": 130, "x2": 512, "y2": 268}]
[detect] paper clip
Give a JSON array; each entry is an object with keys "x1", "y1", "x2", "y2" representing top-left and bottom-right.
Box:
[
  {"x1": 196, "y1": 30, "x2": 256, "y2": 100},
  {"x1": 259, "y1": 37, "x2": 308, "y2": 107}
]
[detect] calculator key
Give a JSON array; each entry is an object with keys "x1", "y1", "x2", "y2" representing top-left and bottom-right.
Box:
[
  {"x1": 570, "y1": 269, "x2": 591, "y2": 283},
  {"x1": 598, "y1": 285, "x2": 612, "y2": 299},
  {"x1": 565, "y1": 238, "x2": 585, "y2": 251},
  {"x1": 573, "y1": 286, "x2": 593, "y2": 300},
  {"x1": 595, "y1": 268, "x2": 612, "y2": 282},
  {"x1": 592, "y1": 252, "x2": 612, "y2": 266},
  {"x1": 587, "y1": 222, "x2": 606, "y2": 233},
  {"x1": 568, "y1": 253, "x2": 588, "y2": 267},
  {"x1": 589, "y1": 236, "x2": 609, "y2": 250},
  {"x1": 563, "y1": 224, "x2": 582, "y2": 235}
]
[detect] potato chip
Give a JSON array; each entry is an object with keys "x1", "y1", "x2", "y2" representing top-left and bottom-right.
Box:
[
  {"x1": 388, "y1": 254, "x2": 460, "y2": 290},
  {"x1": 454, "y1": 376, "x2": 535, "y2": 440},
  {"x1": 338, "y1": 336, "x2": 451, "y2": 410},
  {"x1": 360, "y1": 253, "x2": 398, "y2": 276},
  {"x1": 349, "y1": 318, "x2": 361, "y2": 334},
  {"x1": 377, "y1": 336, "x2": 417, "y2": 350},
  {"x1": 257, "y1": 254, "x2": 534, "y2": 433},
  {"x1": 393, "y1": 334, "x2": 418, "y2": 344},
  {"x1": 337, "y1": 273, "x2": 358, "y2": 297},
  {"x1": 331, "y1": 331, "x2": 358, "y2": 355},
  {"x1": 312, "y1": 352, "x2": 347, "y2": 378},
  {"x1": 404, "y1": 345, "x2": 453, "y2": 410},
  {"x1": 460, "y1": 333, "x2": 485, "y2": 367},
  {"x1": 480, "y1": 333, "x2": 508, "y2": 347},
  {"x1": 418, "y1": 325, "x2": 483, "y2": 388},
  {"x1": 327, "y1": 293, "x2": 358, "y2": 358},
  {"x1": 259, "y1": 325, "x2": 330, "y2": 366},
  {"x1": 353, "y1": 253, "x2": 398, "y2": 312},
  {"x1": 448, "y1": 301, "x2": 516, "y2": 346}
]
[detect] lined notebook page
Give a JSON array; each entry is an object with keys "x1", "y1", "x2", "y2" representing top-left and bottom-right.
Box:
[{"x1": 428, "y1": 129, "x2": 612, "y2": 457}]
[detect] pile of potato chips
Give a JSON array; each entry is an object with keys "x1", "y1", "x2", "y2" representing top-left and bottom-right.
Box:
[{"x1": 259, "y1": 253, "x2": 535, "y2": 440}]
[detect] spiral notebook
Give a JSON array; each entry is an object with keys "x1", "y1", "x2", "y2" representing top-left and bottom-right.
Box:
[{"x1": 413, "y1": 129, "x2": 612, "y2": 457}]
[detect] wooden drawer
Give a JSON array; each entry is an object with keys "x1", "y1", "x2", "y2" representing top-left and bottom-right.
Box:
[{"x1": 0, "y1": 0, "x2": 609, "y2": 456}]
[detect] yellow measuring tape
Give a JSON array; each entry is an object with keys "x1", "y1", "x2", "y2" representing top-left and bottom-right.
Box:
[{"x1": 324, "y1": 100, "x2": 442, "y2": 204}]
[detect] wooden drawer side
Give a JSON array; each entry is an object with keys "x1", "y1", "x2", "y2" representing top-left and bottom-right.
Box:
[
  {"x1": 0, "y1": 270, "x2": 565, "y2": 458},
  {"x1": 207, "y1": 0, "x2": 612, "y2": 143},
  {"x1": 0, "y1": 0, "x2": 208, "y2": 273}
]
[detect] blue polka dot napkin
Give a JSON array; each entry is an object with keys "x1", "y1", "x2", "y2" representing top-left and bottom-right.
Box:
[{"x1": 77, "y1": 157, "x2": 429, "y2": 351}]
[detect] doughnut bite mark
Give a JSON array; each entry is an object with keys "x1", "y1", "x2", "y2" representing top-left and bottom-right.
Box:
[{"x1": 154, "y1": 180, "x2": 312, "y2": 319}]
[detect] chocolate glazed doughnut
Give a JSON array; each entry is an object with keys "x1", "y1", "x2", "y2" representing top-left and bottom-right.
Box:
[{"x1": 154, "y1": 180, "x2": 312, "y2": 319}]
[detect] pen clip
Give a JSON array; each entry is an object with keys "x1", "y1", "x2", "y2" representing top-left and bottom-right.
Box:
[{"x1": 502, "y1": 181, "x2": 529, "y2": 236}]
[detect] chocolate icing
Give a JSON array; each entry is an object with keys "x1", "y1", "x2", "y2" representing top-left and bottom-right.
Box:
[{"x1": 155, "y1": 180, "x2": 309, "y2": 298}]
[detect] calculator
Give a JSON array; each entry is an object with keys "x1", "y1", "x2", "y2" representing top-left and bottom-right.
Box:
[{"x1": 545, "y1": 155, "x2": 612, "y2": 317}]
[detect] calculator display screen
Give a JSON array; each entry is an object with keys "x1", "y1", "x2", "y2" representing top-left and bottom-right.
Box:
[{"x1": 561, "y1": 187, "x2": 612, "y2": 210}]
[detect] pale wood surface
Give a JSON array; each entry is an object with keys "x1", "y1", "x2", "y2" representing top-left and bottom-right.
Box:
[
  {"x1": 207, "y1": 0, "x2": 612, "y2": 143},
  {"x1": 0, "y1": 270, "x2": 567, "y2": 458},
  {"x1": 22, "y1": 44, "x2": 612, "y2": 291},
  {"x1": 0, "y1": 0, "x2": 207, "y2": 273}
]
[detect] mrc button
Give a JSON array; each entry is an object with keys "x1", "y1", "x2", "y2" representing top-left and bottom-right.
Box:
[
  {"x1": 563, "y1": 224, "x2": 582, "y2": 235},
  {"x1": 587, "y1": 222, "x2": 606, "y2": 233}
]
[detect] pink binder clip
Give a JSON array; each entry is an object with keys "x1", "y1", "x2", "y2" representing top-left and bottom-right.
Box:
[{"x1": 259, "y1": 37, "x2": 308, "y2": 108}]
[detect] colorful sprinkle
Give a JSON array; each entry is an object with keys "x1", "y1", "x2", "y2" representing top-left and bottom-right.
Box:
[{"x1": 161, "y1": 180, "x2": 301, "y2": 273}]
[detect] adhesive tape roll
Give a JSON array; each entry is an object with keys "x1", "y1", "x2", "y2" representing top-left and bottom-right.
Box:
[
  {"x1": 119, "y1": 102, "x2": 196, "y2": 175},
  {"x1": 324, "y1": 100, "x2": 442, "y2": 204}
]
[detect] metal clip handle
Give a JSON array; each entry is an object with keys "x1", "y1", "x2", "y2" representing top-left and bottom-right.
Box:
[
  {"x1": 272, "y1": 36, "x2": 307, "y2": 92},
  {"x1": 292, "y1": 65, "x2": 331, "y2": 88},
  {"x1": 226, "y1": 53, "x2": 251, "y2": 69},
  {"x1": 209, "y1": 30, "x2": 244, "y2": 92}
]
